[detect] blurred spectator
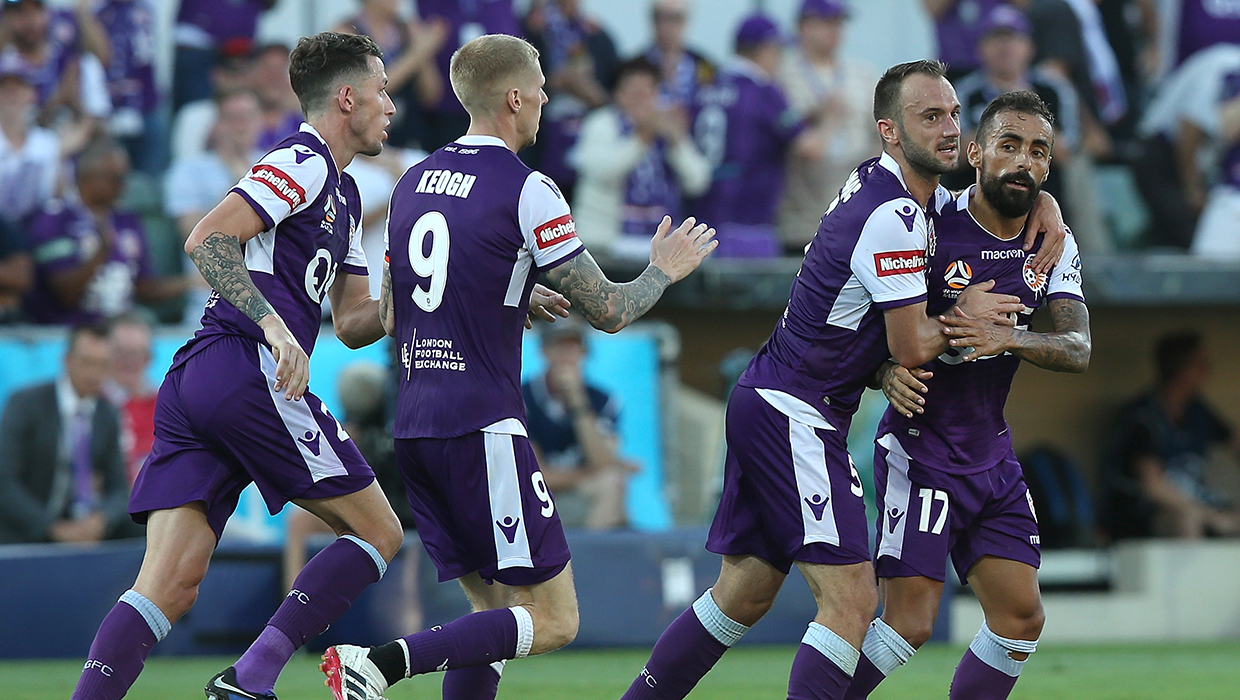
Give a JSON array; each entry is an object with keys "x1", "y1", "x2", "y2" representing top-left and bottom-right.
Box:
[
  {"x1": 417, "y1": 0, "x2": 520, "y2": 150},
  {"x1": 171, "y1": 0, "x2": 275, "y2": 111},
  {"x1": 569, "y1": 56, "x2": 710, "y2": 260},
  {"x1": 95, "y1": 0, "x2": 162, "y2": 173},
  {"x1": 524, "y1": 320, "x2": 630, "y2": 530},
  {"x1": 524, "y1": 0, "x2": 619, "y2": 200},
  {"x1": 102, "y1": 310, "x2": 155, "y2": 486},
  {"x1": 643, "y1": 0, "x2": 715, "y2": 108},
  {"x1": 0, "y1": 321, "x2": 132, "y2": 544},
  {"x1": 777, "y1": 0, "x2": 878, "y2": 254},
  {"x1": 164, "y1": 89, "x2": 262, "y2": 313},
  {"x1": 1135, "y1": 44, "x2": 1240, "y2": 252},
  {"x1": 1154, "y1": 0, "x2": 1240, "y2": 79},
  {"x1": 691, "y1": 14, "x2": 820, "y2": 258},
  {"x1": 0, "y1": 0, "x2": 111, "y2": 133},
  {"x1": 334, "y1": 0, "x2": 448, "y2": 150},
  {"x1": 0, "y1": 217, "x2": 31, "y2": 322},
  {"x1": 249, "y1": 43, "x2": 302, "y2": 152},
  {"x1": 0, "y1": 60, "x2": 68, "y2": 227},
  {"x1": 948, "y1": 5, "x2": 1080, "y2": 203},
  {"x1": 1101, "y1": 331, "x2": 1240, "y2": 540},
  {"x1": 1096, "y1": 0, "x2": 1160, "y2": 145},
  {"x1": 922, "y1": 0, "x2": 1008, "y2": 82},
  {"x1": 25, "y1": 138, "x2": 187, "y2": 324},
  {"x1": 168, "y1": 44, "x2": 252, "y2": 161}
]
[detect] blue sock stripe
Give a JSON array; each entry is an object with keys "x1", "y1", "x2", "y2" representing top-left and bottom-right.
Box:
[
  {"x1": 341, "y1": 535, "x2": 387, "y2": 579},
  {"x1": 691, "y1": 589, "x2": 749, "y2": 647},
  {"x1": 969, "y1": 623, "x2": 1036, "y2": 678},
  {"x1": 802, "y1": 622, "x2": 860, "y2": 676},
  {"x1": 119, "y1": 590, "x2": 171, "y2": 642}
]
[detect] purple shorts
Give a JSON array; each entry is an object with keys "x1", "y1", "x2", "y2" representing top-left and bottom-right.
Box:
[
  {"x1": 128, "y1": 336, "x2": 375, "y2": 539},
  {"x1": 706, "y1": 385, "x2": 871, "y2": 574},
  {"x1": 873, "y1": 434, "x2": 1041, "y2": 583},
  {"x1": 396, "y1": 427, "x2": 570, "y2": 587}
]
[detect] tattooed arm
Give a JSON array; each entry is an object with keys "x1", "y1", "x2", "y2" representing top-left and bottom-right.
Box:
[
  {"x1": 185, "y1": 192, "x2": 309, "y2": 399},
  {"x1": 941, "y1": 297, "x2": 1091, "y2": 372},
  {"x1": 378, "y1": 260, "x2": 395, "y2": 337},
  {"x1": 544, "y1": 216, "x2": 716, "y2": 334}
]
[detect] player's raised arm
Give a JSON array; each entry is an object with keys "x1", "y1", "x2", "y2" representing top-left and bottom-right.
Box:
[{"x1": 545, "y1": 215, "x2": 716, "y2": 334}]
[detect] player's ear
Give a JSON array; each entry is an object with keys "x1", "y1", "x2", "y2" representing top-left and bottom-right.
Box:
[
  {"x1": 337, "y1": 83, "x2": 355, "y2": 114},
  {"x1": 876, "y1": 118, "x2": 897, "y2": 146},
  {"x1": 507, "y1": 87, "x2": 521, "y2": 115},
  {"x1": 967, "y1": 140, "x2": 982, "y2": 169}
]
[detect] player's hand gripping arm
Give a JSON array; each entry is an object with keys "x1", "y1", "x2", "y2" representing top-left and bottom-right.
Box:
[
  {"x1": 1024, "y1": 191, "x2": 1067, "y2": 275},
  {"x1": 545, "y1": 216, "x2": 716, "y2": 334},
  {"x1": 328, "y1": 270, "x2": 386, "y2": 349},
  {"x1": 186, "y1": 192, "x2": 309, "y2": 400},
  {"x1": 874, "y1": 360, "x2": 935, "y2": 419},
  {"x1": 941, "y1": 297, "x2": 1091, "y2": 371},
  {"x1": 884, "y1": 280, "x2": 1026, "y2": 368}
]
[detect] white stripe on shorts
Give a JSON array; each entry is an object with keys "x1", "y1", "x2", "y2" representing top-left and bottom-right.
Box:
[
  {"x1": 876, "y1": 433, "x2": 913, "y2": 561},
  {"x1": 258, "y1": 344, "x2": 347, "y2": 482},
  {"x1": 789, "y1": 419, "x2": 841, "y2": 548},
  {"x1": 484, "y1": 431, "x2": 534, "y2": 570}
]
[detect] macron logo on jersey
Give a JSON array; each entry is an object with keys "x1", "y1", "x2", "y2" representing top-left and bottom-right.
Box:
[
  {"x1": 535, "y1": 214, "x2": 577, "y2": 249},
  {"x1": 874, "y1": 250, "x2": 926, "y2": 277},
  {"x1": 415, "y1": 169, "x2": 477, "y2": 199},
  {"x1": 249, "y1": 165, "x2": 305, "y2": 209}
]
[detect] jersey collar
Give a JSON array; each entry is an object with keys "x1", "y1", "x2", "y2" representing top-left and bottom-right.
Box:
[
  {"x1": 961, "y1": 184, "x2": 1026, "y2": 242},
  {"x1": 876, "y1": 151, "x2": 910, "y2": 192},
  {"x1": 456, "y1": 135, "x2": 509, "y2": 148},
  {"x1": 298, "y1": 122, "x2": 340, "y2": 178}
]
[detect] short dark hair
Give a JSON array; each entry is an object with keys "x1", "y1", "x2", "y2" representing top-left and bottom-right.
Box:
[
  {"x1": 1155, "y1": 331, "x2": 1204, "y2": 386},
  {"x1": 68, "y1": 320, "x2": 113, "y2": 354},
  {"x1": 975, "y1": 90, "x2": 1055, "y2": 146},
  {"x1": 288, "y1": 32, "x2": 382, "y2": 117},
  {"x1": 614, "y1": 56, "x2": 661, "y2": 89},
  {"x1": 873, "y1": 59, "x2": 949, "y2": 122}
]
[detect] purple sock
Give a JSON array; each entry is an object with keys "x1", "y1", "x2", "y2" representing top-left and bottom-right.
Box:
[
  {"x1": 950, "y1": 649, "x2": 1019, "y2": 699},
  {"x1": 787, "y1": 623, "x2": 858, "y2": 700},
  {"x1": 442, "y1": 661, "x2": 504, "y2": 700},
  {"x1": 621, "y1": 590, "x2": 747, "y2": 700},
  {"x1": 397, "y1": 607, "x2": 526, "y2": 677},
  {"x1": 841, "y1": 654, "x2": 885, "y2": 700},
  {"x1": 72, "y1": 591, "x2": 170, "y2": 700},
  {"x1": 234, "y1": 536, "x2": 385, "y2": 694}
]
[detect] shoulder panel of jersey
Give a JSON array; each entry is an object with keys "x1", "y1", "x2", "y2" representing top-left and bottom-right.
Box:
[
  {"x1": 1046, "y1": 229, "x2": 1084, "y2": 301},
  {"x1": 518, "y1": 170, "x2": 584, "y2": 270},
  {"x1": 850, "y1": 194, "x2": 929, "y2": 309},
  {"x1": 230, "y1": 130, "x2": 329, "y2": 231}
]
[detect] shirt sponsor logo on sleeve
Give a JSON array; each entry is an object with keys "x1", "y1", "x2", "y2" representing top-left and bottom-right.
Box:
[
  {"x1": 534, "y1": 214, "x2": 577, "y2": 249},
  {"x1": 874, "y1": 250, "x2": 925, "y2": 277},
  {"x1": 248, "y1": 164, "x2": 305, "y2": 209}
]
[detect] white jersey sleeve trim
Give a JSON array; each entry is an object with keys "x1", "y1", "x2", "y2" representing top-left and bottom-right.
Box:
[
  {"x1": 481, "y1": 418, "x2": 529, "y2": 437},
  {"x1": 518, "y1": 171, "x2": 583, "y2": 270},
  {"x1": 1045, "y1": 231, "x2": 1084, "y2": 299},
  {"x1": 755, "y1": 389, "x2": 835, "y2": 431},
  {"x1": 850, "y1": 198, "x2": 929, "y2": 306},
  {"x1": 342, "y1": 221, "x2": 368, "y2": 272},
  {"x1": 231, "y1": 143, "x2": 329, "y2": 230}
]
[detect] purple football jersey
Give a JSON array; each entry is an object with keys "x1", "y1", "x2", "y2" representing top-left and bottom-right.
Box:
[
  {"x1": 387, "y1": 135, "x2": 584, "y2": 439},
  {"x1": 97, "y1": 0, "x2": 159, "y2": 114},
  {"x1": 877, "y1": 187, "x2": 1085, "y2": 474},
  {"x1": 738, "y1": 153, "x2": 948, "y2": 433},
  {"x1": 25, "y1": 201, "x2": 153, "y2": 324},
  {"x1": 1175, "y1": 0, "x2": 1240, "y2": 67},
  {"x1": 182, "y1": 123, "x2": 367, "y2": 360},
  {"x1": 932, "y1": 0, "x2": 1005, "y2": 75},
  {"x1": 691, "y1": 58, "x2": 804, "y2": 228},
  {"x1": 0, "y1": 9, "x2": 80, "y2": 108}
]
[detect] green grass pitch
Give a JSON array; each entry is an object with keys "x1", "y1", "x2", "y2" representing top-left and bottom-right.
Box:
[{"x1": 9, "y1": 643, "x2": 1239, "y2": 699}]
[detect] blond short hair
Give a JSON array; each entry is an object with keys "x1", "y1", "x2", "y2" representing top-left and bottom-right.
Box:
[{"x1": 449, "y1": 34, "x2": 541, "y2": 115}]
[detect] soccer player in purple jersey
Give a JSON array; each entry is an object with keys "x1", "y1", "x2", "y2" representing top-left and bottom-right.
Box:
[
  {"x1": 72, "y1": 33, "x2": 407, "y2": 700},
  {"x1": 318, "y1": 34, "x2": 717, "y2": 700},
  {"x1": 615, "y1": 62, "x2": 1069, "y2": 700},
  {"x1": 843, "y1": 91, "x2": 1091, "y2": 700}
]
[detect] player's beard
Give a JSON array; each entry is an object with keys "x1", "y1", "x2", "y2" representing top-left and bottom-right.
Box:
[
  {"x1": 979, "y1": 160, "x2": 1040, "y2": 219},
  {"x1": 898, "y1": 123, "x2": 958, "y2": 177}
]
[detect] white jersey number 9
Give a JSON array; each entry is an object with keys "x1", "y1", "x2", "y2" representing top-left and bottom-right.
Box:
[{"x1": 408, "y1": 211, "x2": 451, "y2": 312}]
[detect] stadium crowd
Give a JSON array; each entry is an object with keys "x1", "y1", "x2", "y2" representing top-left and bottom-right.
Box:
[{"x1": 0, "y1": 0, "x2": 1238, "y2": 548}]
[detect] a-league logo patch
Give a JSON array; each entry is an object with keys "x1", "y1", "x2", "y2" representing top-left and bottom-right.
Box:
[
  {"x1": 1022, "y1": 255, "x2": 1047, "y2": 293},
  {"x1": 249, "y1": 164, "x2": 306, "y2": 208},
  {"x1": 534, "y1": 214, "x2": 577, "y2": 249}
]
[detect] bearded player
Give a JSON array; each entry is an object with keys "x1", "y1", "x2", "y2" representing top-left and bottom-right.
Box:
[
  {"x1": 318, "y1": 34, "x2": 717, "y2": 700},
  {"x1": 843, "y1": 90, "x2": 1090, "y2": 700}
]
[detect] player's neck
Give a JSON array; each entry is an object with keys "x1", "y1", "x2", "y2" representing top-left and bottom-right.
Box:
[
  {"x1": 967, "y1": 187, "x2": 1025, "y2": 241},
  {"x1": 886, "y1": 149, "x2": 939, "y2": 208},
  {"x1": 465, "y1": 119, "x2": 520, "y2": 152},
  {"x1": 307, "y1": 115, "x2": 357, "y2": 173}
]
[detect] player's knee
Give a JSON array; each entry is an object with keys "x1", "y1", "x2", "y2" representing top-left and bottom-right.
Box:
[
  {"x1": 896, "y1": 618, "x2": 935, "y2": 650},
  {"x1": 1018, "y1": 603, "x2": 1046, "y2": 641},
  {"x1": 373, "y1": 521, "x2": 404, "y2": 563},
  {"x1": 533, "y1": 603, "x2": 579, "y2": 652},
  {"x1": 722, "y1": 591, "x2": 777, "y2": 627}
]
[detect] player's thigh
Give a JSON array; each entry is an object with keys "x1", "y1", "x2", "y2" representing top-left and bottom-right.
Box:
[
  {"x1": 710, "y1": 554, "x2": 788, "y2": 626},
  {"x1": 952, "y1": 454, "x2": 1041, "y2": 588},
  {"x1": 294, "y1": 480, "x2": 403, "y2": 561},
  {"x1": 873, "y1": 438, "x2": 962, "y2": 583},
  {"x1": 458, "y1": 571, "x2": 514, "y2": 612},
  {"x1": 878, "y1": 575, "x2": 944, "y2": 649},
  {"x1": 132, "y1": 503, "x2": 217, "y2": 620},
  {"x1": 966, "y1": 556, "x2": 1043, "y2": 642},
  {"x1": 797, "y1": 559, "x2": 878, "y2": 634}
]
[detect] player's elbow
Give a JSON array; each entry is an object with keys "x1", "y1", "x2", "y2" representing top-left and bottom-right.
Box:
[
  {"x1": 889, "y1": 344, "x2": 937, "y2": 370},
  {"x1": 1064, "y1": 337, "x2": 1091, "y2": 373}
]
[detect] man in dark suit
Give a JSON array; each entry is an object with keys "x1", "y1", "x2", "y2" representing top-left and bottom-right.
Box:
[{"x1": 0, "y1": 320, "x2": 134, "y2": 543}]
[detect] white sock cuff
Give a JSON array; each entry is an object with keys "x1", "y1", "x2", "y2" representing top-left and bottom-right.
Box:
[
  {"x1": 396, "y1": 638, "x2": 412, "y2": 678},
  {"x1": 861, "y1": 618, "x2": 915, "y2": 675},
  {"x1": 691, "y1": 589, "x2": 749, "y2": 647},
  {"x1": 802, "y1": 622, "x2": 860, "y2": 677},
  {"x1": 510, "y1": 606, "x2": 534, "y2": 658},
  {"x1": 341, "y1": 534, "x2": 388, "y2": 579},
  {"x1": 119, "y1": 590, "x2": 171, "y2": 642},
  {"x1": 969, "y1": 623, "x2": 1037, "y2": 678},
  {"x1": 489, "y1": 660, "x2": 507, "y2": 678}
]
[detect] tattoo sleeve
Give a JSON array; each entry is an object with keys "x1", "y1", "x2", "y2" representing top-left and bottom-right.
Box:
[
  {"x1": 379, "y1": 261, "x2": 395, "y2": 336},
  {"x1": 188, "y1": 231, "x2": 275, "y2": 326},
  {"x1": 1009, "y1": 298, "x2": 1092, "y2": 373},
  {"x1": 544, "y1": 251, "x2": 672, "y2": 333}
]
